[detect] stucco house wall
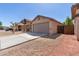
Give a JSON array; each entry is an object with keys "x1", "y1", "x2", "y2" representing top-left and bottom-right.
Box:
[
  {"x1": 32, "y1": 16, "x2": 49, "y2": 24},
  {"x1": 49, "y1": 20, "x2": 61, "y2": 35},
  {"x1": 71, "y1": 4, "x2": 79, "y2": 40},
  {"x1": 74, "y1": 17, "x2": 79, "y2": 40},
  {"x1": 32, "y1": 15, "x2": 62, "y2": 35}
]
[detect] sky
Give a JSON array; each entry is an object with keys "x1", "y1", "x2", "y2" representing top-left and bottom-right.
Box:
[{"x1": 0, "y1": 3, "x2": 73, "y2": 26}]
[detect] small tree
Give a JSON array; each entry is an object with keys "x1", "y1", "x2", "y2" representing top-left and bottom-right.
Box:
[
  {"x1": 63, "y1": 17, "x2": 73, "y2": 26},
  {"x1": 0, "y1": 21, "x2": 2, "y2": 26},
  {"x1": 10, "y1": 22, "x2": 17, "y2": 34},
  {"x1": 0, "y1": 21, "x2": 3, "y2": 29}
]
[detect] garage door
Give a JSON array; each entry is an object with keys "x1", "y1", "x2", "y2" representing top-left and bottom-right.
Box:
[{"x1": 33, "y1": 22, "x2": 49, "y2": 34}]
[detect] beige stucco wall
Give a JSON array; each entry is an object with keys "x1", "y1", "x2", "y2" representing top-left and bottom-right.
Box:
[
  {"x1": 32, "y1": 17, "x2": 49, "y2": 24},
  {"x1": 76, "y1": 9, "x2": 79, "y2": 14},
  {"x1": 49, "y1": 20, "x2": 61, "y2": 35},
  {"x1": 74, "y1": 17, "x2": 79, "y2": 40}
]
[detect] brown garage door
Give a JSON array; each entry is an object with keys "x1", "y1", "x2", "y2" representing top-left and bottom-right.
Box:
[{"x1": 33, "y1": 22, "x2": 49, "y2": 34}]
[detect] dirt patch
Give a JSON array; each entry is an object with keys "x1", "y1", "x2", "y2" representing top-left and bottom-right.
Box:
[{"x1": 0, "y1": 30, "x2": 22, "y2": 37}]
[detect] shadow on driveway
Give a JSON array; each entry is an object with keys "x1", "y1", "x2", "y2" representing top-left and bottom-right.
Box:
[
  {"x1": 43, "y1": 33, "x2": 62, "y2": 39},
  {"x1": 26, "y1": 32, "x2": 48, "y2": 36},
  {"x1": 26, "y1": 32, "x2": 62, "y2": 39}
]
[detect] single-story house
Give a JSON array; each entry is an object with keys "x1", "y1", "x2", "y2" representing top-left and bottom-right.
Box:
[
  {"x1": 31, "y1": 15, "x2": 62, "y2": 35},
  {"x1": 16, "y1": 23, "x2": 24, "y2": 31},
  {"x1": 16, "y1": 20, "x2": 32, "y2": 32}
]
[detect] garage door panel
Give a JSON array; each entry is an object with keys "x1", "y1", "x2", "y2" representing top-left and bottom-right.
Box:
[{"x1": 33, "y1": 23, "x2": 49, "y2": 34}]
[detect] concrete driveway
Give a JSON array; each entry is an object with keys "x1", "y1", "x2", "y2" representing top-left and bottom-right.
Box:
[{"x1": 0, "y1": 32, "x2": 47, "y2": 49}]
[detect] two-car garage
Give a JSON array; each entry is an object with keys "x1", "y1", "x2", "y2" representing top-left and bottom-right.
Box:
[{"x1": 33, "y1": 22, "x2": 49, "y2": 34}]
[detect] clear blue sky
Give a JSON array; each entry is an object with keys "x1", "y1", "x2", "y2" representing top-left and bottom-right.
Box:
[{"x1": 0, "y1": 3, "x2": 72, "y2": 26}]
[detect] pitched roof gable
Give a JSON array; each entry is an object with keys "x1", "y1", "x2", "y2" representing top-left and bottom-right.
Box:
[{"x1": 32, "y1": 15, "x2": 62, "y2": 24}]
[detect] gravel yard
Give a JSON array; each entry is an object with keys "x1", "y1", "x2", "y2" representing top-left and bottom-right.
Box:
[
  {"x1": 0, "y1": 34, "x2": 78, "y2": 56},
  {"x1": 0, "y1": 30, "x2": 22, "y2": 37}
]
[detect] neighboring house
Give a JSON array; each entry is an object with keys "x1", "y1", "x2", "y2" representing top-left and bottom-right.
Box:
[
  {"x1": 23, "y1": 20, "x2": 32, "y2": 32},
  {"x1": 16, "y1": 20, "x2": 32, "y2": 32},
  {"x1": 71, "y1": 3, "x2": 79, "y2": 40},
  {"x1": 16, "y1": 23, "x2": 24, "y2": 31},
  {"x1": 31, "y1": 15, "x2": 62, "y2": 35}
]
